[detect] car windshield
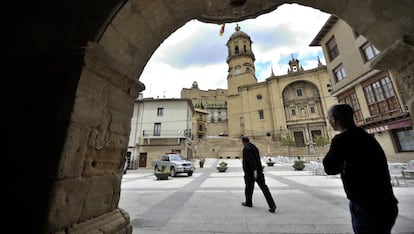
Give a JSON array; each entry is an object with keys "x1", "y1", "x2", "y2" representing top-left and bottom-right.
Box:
[{"x1": 169, "y1": 155, "x2": 184, "y2": 161}]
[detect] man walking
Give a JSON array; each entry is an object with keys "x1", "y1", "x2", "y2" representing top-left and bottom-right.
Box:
[
  {"x1": 241, "y1": 136, "x2": 277, "y2": 213},
  {"x1": 323, "y1": 103, "x2": 398, "y2": 233}
]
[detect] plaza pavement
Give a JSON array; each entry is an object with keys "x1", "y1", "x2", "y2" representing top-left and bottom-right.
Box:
[{"x1": 119, "y1": 158, "x2": 414, "y2": 234}]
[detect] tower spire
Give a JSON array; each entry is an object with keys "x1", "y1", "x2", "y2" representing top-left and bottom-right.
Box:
[
  {"x1": 317, "y1": 56, "x2": 323, "y2": 67},
  {"x1": 226, "y1": 24, "x2": 256, "y2": 95}
]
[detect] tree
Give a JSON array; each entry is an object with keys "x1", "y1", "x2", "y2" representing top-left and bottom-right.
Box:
[
  {"x1": 314, "y1": 135, "x2": 329, "y2": 147},
  {"x1": 281, "y1": 135, "x2": 296, "y2": 156}
]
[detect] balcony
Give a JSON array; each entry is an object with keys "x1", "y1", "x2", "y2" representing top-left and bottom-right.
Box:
[{"x1": 141, "y1": 129, "x2": 191, "y2": 144}]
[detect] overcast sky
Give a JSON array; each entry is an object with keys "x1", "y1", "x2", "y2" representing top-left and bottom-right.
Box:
[{"x1": 139, "y1": 4, "x2": 330, "y2": 98}]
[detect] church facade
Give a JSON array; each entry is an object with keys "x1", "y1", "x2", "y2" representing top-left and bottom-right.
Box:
[{"x1": 183, "y1": 25, "x2": 337, "y2": 147}]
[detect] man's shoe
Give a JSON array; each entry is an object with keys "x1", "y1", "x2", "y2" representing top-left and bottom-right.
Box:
[
  {"x1": 241, "y1": 202, "x2": 252, "y2": 207},
  {"x1": 269, "y1": 205, "x2": 277, "y2": 213}
]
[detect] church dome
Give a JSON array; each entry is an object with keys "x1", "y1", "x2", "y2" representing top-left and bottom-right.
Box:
[{"x1": 229, "y1": 24, "x2": 251, "y2": 40}]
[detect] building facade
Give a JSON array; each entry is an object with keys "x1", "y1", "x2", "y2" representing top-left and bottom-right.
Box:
[
  {"x1": 310, "y1": 16, "x2": 414, "y2": 162},
  {"x1": 127, "y1": 96, "x2": 194, "y2": 168},
  {"x1": 181, "y1": 81, "x2": 229, "y2": 136},
  {"x1": 182, "y1": 25, "x2": 337, "y2": 152},
  {"x1": 226, "y1": 25, "x2": 337, "y2": 147}
]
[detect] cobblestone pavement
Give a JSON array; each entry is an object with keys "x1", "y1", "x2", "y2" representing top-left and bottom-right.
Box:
[{"x1": 119, "y1": 159, "x2": 414, "y2": 234}]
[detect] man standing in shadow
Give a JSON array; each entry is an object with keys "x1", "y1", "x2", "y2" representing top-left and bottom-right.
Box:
[
  {"x1": 241, "y1": 136, "x2": 277, "y2": 213},
  {"x1": 323, "y1": 103, "x2": 398, "y2": 233}
]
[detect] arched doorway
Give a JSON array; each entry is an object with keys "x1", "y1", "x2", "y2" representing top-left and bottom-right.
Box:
[{"x1": 282, "y1": 80, "x2": 330, "y2": 147}]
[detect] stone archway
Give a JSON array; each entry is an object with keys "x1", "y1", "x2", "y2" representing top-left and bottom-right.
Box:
[{"x1": 4, "y1": 1, "x2": 414, "y2": 233}]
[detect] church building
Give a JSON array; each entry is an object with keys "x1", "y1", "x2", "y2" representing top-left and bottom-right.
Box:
[{"x1": 183, "y1": 25, "x2": 337, "y2": 147}]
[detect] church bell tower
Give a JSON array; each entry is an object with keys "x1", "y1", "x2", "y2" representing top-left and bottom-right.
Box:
[{"x1": 226, "y1": 24, "x2": 257, "y2": 95}]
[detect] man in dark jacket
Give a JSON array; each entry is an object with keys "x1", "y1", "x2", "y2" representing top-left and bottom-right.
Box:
[
  {"x1": 241, "y1": 136, "x2": 277, "y2": 213},
  {"x1": 323, "y1": 103, "x2": 398, "y2": 233}
]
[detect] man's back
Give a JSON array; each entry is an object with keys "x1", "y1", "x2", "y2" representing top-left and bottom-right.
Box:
[
  {"x1": 324, "y1": 127, "x2": 397, "y2": 206},
  {"x1": 243, "y1": 142, "x2": 263, "y2": 174}
]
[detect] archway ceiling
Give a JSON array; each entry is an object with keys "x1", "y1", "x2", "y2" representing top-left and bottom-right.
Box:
[{"x1": 6, "y1": 0, "x2": 414, "y2": 60}]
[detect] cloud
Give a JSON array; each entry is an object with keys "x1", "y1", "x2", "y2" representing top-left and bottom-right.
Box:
[
  {"x1": 139, "y1": 3, "x2": 330, "y2": 98},
  {"x1": 151, "y1": 21, "x2": 228, "y2": 68}
]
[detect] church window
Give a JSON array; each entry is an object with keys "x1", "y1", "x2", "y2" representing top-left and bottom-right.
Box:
[
  {"x1": 243, "y1": 45, "x2": 247, "y2": 53},
  {"x1": 310, "y1": 106, "x2": 315, "y2": 114},
  {"x1": 256, "y1": 94, "x2": 262, "y2": 100},
  {"x1": 296, "y1": 89, "x2": 303, "y2": 97},
  {"x1": 235, "y1": 65, "x2": 241, "y2": 74},
  {"x1": 235, "y1": 45, "x2": 239, "y2": 54},
  {"x1": 258, "y1": 110, "x2": 264, "y2": 120},
  {"x1": 291, "y1": 109, "x2": 296, "y2": 116}
]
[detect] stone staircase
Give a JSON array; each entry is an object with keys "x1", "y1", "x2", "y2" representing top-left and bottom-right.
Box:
[{"x1": 194, "y1": 137, "x2": 329, "y2": 161}]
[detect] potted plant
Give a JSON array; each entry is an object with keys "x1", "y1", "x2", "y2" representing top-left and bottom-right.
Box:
[
  {"x1": 199, "y1": 158, "x2": 205, "y2": 168},
  {"x1": 216, "y1": 161, "x2": 228, "y2": 172},
  {"x1": 292, "y1": 156, "x2": 305, "y2": 171},
  {"x1": 266, "y1": 158, "x2": 275, "y2": 166},
  {"x1": 154, "y1": 165, "x2": 170, "y2": 180}
]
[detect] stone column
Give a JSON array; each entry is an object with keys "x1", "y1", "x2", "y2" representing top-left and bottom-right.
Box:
[{"x1": 45, "y1": 42, "x2": 143, "y2": 233}]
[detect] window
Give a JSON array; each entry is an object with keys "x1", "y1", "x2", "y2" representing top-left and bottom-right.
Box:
[
  {"x1": 235, "y1": 65, "x2": 241, "y2": 74},
  {"x1": 333, "y1": 64, "x2": 346, "y2": 82},
  {"x1": 364, "y1": 86, "x2": 376, "y2": 105},
  {"x1": 326, "y1": 36, "x2": 339, "y2": 61},
  {"x1": 339, "y1": 92, "x2": 363, "y2": 122},
  {"x1": 363, "y1": 74, "x2": 400, "y2": 119},
  {"x1": 361, "y1": 42, "x2": 380, "y2": 62},
  {"x1": 235, "y1": 45, "x2": 239, "y2": 54},
  {"x1": 258, "y1": 110, "x2": 264, "y2": 120},
  {"x1": 372, "y1": 81, "x2": 385, "y2": 101},
  {"x1": 243, "y1": 44, "x2": 247, "y2": 53},
  {"x1": 291, "y1": 109, "x2": 296, "y2": 116},
  {"x1": 292, "y1": 65, "x2": 297, "y2": 72},
  {"x1": 296, "y1": 89, "x2": 303, "y2": 97},
  {"x1": 393, "y1": 128, "x2": 414, "y2": 152},
  {"x1": 157, "y1": 108, "x2": 164, "y2": 116},
  {"x1": 310, "y1": 106, "x2": 315, "y2": 114},
  {"x1": 256, "y1": 94, "x2": 262, "y2": 100},
  {"x1": 154, "y1": 123, "x2": 161, "y2": 136},
  {"x1": 381, "y1": 76, "x2": 395, "y2": 98}
]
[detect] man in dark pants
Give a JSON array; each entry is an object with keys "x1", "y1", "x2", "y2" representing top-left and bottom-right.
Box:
[
  {"x1": 323, "y1": 103, "x2": 398, "y2": 234},
  {"x1": 241, "y1": 136, "x2": 277, "y2": 213}
]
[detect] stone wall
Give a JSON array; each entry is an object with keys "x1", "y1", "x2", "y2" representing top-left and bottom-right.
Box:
[{"x1": 195, "y1": 137, "x2": 329, "y2": 160}]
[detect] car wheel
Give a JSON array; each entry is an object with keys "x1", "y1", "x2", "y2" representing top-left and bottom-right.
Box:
[
  {"x1": 154, "y1": 166, "x2": 158, "y2": 174},
  {"x1": 187, "y1": 171, "x2": 193, "y2": 176},
  {"x1": 171, "y1": 167, "x2": 176, "y2": 177}
]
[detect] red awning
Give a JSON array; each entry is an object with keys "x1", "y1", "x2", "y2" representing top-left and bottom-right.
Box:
[{"x1": 365, "y1": 118, "x2": 412, "y2": 134}]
